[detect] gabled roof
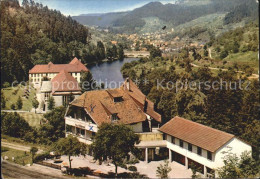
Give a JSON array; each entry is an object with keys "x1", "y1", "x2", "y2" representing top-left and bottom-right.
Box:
[
  {"x1": 120, "y1": 79, "x2": 161, "y2": 122},
  {"x1": 70, "y1": 79, "x2": 161, "y2": 126},
  {"x1": 29, "y1": 57, "x2": 88, "y2": 74},
  {"x1": 51, "y1": 70, "x2": 81, "y2": 94},
  {"x1": 159, "y1": 116, "x2": 235, "y2": 152},
  {"x1": 71, "y1": 89, "x2": 147, "y2": 126}
]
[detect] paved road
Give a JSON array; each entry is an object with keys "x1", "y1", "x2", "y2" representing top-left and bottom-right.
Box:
[
  {"x1": 1, "y1": 161, "x2": 68, "y2": 179},
  {"x1": 1, "y1": 141, "x2": 43, "y2": 154}
]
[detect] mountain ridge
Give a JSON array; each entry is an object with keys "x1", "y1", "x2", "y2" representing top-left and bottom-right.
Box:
[{"x1": 72, "y1": 0, "x2": 258, "y2": 34}]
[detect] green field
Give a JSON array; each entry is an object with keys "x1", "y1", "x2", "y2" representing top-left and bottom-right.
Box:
[
  {"x1": 18, "y1": 112, "x2": 44, "y2": 128},
  {"x1": 1, "y1": 85, "x2": 36, "y2": 111},
  {"x1": 1, "y1": 146, "x2": 32, "y2": 165}
]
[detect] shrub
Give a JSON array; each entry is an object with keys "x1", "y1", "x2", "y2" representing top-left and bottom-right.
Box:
[
  {"x1": 220, "y1": 50, "x2": 228, "y2": 59},
  {"x1": 10, "y1": 104, "x2": 16, "y2": 110},
  {"x1": 3, "y1": 82, "x2": 10, "y2": 88},
  {"x1": 128, "y1": 166, "x2": 137, "y2": 172},
  {"x1": 34, "y1": 151, "x2": 53, "y2": 162}
]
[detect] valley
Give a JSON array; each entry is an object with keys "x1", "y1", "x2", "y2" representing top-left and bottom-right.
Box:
[{"x1": 1, "y1": 0, "x2": 259, "y2": 178}]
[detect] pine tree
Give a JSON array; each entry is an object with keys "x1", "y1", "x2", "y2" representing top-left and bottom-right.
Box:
[
  {"x1": 47, "y1": 97, "x2": 55, "y2": 110},
  {"x1": 16, "y1": 96, "x2": 23, "y2": 110}
]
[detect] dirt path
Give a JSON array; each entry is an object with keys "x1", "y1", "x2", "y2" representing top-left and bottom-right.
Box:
[
  {"x1": 1, "y1": 141, "x2": 44, "y2": 154},
  {"x1": 190, "y1": 63, "x2": 259, "y2": 79},
  {"x1": 208, "y1": 48, "x2": 212, "y2": 58}
]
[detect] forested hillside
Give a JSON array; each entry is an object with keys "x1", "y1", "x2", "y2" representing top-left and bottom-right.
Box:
[
  {"x1": 121, "y1": 55, "x2": 260, "y2": 159},
  {"x1": 224, "y1": 0, "x2": 259, "y2": 25},
  {"x1": 0, "y1": 0, "x2": 90, "y2": 85},
  {"x1": 73, "y1": 11, "x2": 129, "y2": 27},
  {"x1": 209, "y1": 22, "x2": 259, "y2": 73}
]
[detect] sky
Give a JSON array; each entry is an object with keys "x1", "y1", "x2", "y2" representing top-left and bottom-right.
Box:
[{"x1": 23, "y1": 0, "x2": 176, "y2": 16}]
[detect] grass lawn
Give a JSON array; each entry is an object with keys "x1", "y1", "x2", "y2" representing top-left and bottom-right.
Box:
[
  {"x1": 1, "y1": 146, "x2": 32, "y2": 165},
  {"x1": 18, "y1": 112, "x2": 44, "y2": 128},
  {"x1": 1, "y1": 85, "x2": 36, "y2": 111},
  {"x1": 223, "y1": 51, "x2": 258, "y2": 73},
  {"x1": 1, "y1": 135, "x2": 49, "y2": 151},
  {"x1": 193, "y1": 50, "x2": 258, "y2": 74}
]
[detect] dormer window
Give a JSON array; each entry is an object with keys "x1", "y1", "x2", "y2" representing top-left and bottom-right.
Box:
[
  {"x1": 111, "y1": 113, "x2": 119, "y2": 121},
  {"x1": 114, "y1": 96, "x2": 123, "y2": 103}
]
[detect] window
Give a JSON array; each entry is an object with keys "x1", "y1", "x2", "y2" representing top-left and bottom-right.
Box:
[
  {"x1": 197, "y1": 147, "x2": 202, "y2": 156},
  {"x1": 163, "y1": 133, "x2": 166, "y2": 140},
  {"x1": 171, "y1": 136, "x2": 175, "y2": 144},
  {"x1": 111, "y1": 113, "x2": 119, "y2": 121},
  {"x1": 66, "y1": 125, "x2": 72, "y2": 133},
  {"x1": 188, "y1": 143, "x2": 192, "y2": 152},
  {"x1": 179, "y1": 139, "x2": 183, "y2": 148},
  {"x1": 76, "y1": 127, "x2": 80, "y2": 135},
  {"x1": 114, "y1": 97, "x2": 123, "y2": 102},
  {"x1": 207, "y1": 151, "x2": 212, "y2": 160},
  {"x1": 80, "y1": 129, "x2": 85, "y2": 136}
]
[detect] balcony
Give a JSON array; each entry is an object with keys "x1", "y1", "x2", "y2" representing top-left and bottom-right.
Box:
[
  {"x1": 137, "y1": 130, "x2": 163, "y2": 142},
  {"x1": 65, "y1": 116, "x2": 98, "y2": 132},
  {"x1": 65, "y1": 132, "x2": 93, "y2": 145}
]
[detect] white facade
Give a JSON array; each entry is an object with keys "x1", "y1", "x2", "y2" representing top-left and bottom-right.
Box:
[
  {"x1": 65, "y1": 116, "x2": 98, "y2": 145},
  {"x1": 29, "y1": 72, "x2": 81, "y2": 87},
  {"x1": 164, "y1": 134, "x2": 252, "y2": 177},
  {"x1": 214, "y1": 138, "x2": 252, "y2": 168}
]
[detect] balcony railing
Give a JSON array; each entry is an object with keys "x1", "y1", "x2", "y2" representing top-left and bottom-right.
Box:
[
  {"x1": 66, "y1": 132, "x2": 93, "y2": 145},
  {"x1": 65, "y1": 116, "x2": 98, "y2": 132},
  {"x1": 137, "y1": 131, "x2": 163, "y2": 141}
]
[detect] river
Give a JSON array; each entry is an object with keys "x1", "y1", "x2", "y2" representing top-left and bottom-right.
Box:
[{"x1": 87, "y1": 58, "x2": 139, "y2": 89}]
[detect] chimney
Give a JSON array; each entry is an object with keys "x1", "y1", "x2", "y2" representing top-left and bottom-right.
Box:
[
  {"x1": 48, "y1": 62, "x2": 52, "y2": 69},
  {"x1": 126, "y1": 78, "x2": 130, "y2": 91}
]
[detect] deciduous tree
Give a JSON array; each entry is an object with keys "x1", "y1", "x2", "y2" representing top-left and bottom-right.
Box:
[
  {"x1": 91, "y1": 123, "x2": 140, "y2": 176},
  {"x1": 16, "y1": 96, "x2": 23, "y2": 110},
  {"x1": 32, "y1": 98, "x2": 39, "y2": 113},
  {"x1": 54, "y1": 135, "x2": 86, "y2": 171},
  {"x1": 30, "y1": 146, "x2": 38, "y2": 163},
  {"x1": 156, "y1": 160, "x2": 172, "y2": 178}
]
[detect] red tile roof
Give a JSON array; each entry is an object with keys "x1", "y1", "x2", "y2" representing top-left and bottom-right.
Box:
[
  {"x1": 70, "y1": 79, "x2": 161, "y2": 126},
  {"x1": 120, "y1": 79, "x2": 161, "y2": 123},
  {"x1": 51, "y1": 70, "x2": 81, "y2": 94},
  {"x1": 159, "y1": 116, "x2": 235, "y2": 152},
  {"x1": 29, "y1": 58, "x2": 88, "y2": 74}
]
